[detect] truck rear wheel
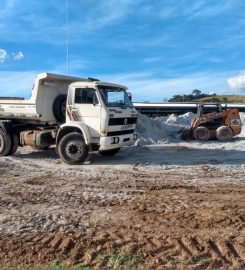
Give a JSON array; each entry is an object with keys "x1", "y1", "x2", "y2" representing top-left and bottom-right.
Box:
[
  {"x1": 99, "y1": 148, "x2": 121, "y2": 156},
  {"x1": 8, "y1": 133, "x2": 19, "y2": 155},
  {"x1": 216, "y1": 126, "x2": 233, "y2": 141},
  {"x1": 0, "y1": 130, "x2": 12, "y2": 156},
  {"x1": 193, "y1": 126, "x2": 210, "y2": 141},
  {"x1": 57, "y1": 132, "x2": 88, "y2": 165}
]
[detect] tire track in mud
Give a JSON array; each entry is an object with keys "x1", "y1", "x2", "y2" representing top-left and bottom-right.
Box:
[{"x1": 0, "y1": 233, "x2": 244, "y2": 269}]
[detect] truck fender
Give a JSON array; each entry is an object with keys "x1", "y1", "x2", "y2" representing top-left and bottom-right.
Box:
[{"x1": 57, "y1": 123, "x2": 91, "y2": 145}]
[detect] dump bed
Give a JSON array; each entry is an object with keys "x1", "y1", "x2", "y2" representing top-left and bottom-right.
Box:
[{"x1": 0, "y1": 73, "x2": 87, "y2": 124}]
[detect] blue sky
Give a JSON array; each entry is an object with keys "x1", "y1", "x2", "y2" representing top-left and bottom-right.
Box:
[{"x1": 0, "y1": 0, "x2": 245, "y2": 102}]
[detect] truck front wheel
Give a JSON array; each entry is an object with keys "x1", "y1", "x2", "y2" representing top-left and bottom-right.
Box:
[
  {"x1": 0, "y1": 130, "x2": 12, "y2": 156},
  {"x1": 57, "y1": 132, "x2": 88, "y2": 165},
  {"x1": 99, "y1": 148, "x2": 121, "y2": 156}
]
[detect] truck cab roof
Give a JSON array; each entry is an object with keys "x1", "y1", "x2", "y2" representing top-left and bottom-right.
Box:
[
  {"x1": 70, "y1": 81, "x2": 127, "y2": 90},
  {"x1": 38, "y1": 73, "x2": 127, "y2": 90}
]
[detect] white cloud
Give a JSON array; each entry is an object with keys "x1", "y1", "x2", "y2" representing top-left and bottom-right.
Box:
[
  {"x1": 12, "y1": 51, "x2": 24, "y2": 61},
  {"x1": 227, "y1": 71, "x2": 245, "y2": 91},
  {"x1": 0, "y1": 49, "x2": 25, "y2": 63},
  {"x1": 0, "y1": 49, "x2": 8, "y2": 63}
]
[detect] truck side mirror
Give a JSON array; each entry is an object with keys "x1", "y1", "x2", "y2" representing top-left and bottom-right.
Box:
[
  {"x1": 93, "y1": 93, "x2": 99, "y2": 106},
  {"x1": 127, "y1": 92, "x2": 132, "y2": 102}
]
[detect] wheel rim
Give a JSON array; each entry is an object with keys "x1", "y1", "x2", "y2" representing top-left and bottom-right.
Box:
[
  {"x1": 65, "y1": 140, "x2": 84, "y2": 160},
  {"x1": 220, "y1": 129, "x2": 228, "y2": 138},
  {"x1": 197, "y1": 130, "x2": 207, "y2": 140}
]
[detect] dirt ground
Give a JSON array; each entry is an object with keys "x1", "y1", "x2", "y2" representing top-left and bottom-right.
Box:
[{"x1": 0, "y1": 144, "x2": 245, "y2": 269}]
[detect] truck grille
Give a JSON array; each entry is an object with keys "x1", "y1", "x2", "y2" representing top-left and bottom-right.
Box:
[
  {"x1": 108, "y1": 117, "x2": 137, "y2": 126},
  {"x1": 107, "y1": 129, "x2": 134, "y2": 136}
]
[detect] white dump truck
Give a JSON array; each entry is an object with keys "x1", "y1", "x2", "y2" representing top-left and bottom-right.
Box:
[{"x1": 0, "y1": 73, "x2": 138, "y2": 164}]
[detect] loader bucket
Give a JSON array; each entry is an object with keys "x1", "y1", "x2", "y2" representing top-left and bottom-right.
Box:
[{"x1": 178, "y1": 128, "x2": 193, "y2": 140}]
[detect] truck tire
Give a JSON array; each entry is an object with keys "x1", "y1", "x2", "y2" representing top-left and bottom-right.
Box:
[
  {"x1": 216, "y1": 126, "x2": 233, "y2": 141},
  {"x1": 99, "y1": 148, "x2": 121, "y2": 156},
  {"x1": 0, "y1": 130, "x2": 12, "y2": 156},
  {"x1": 53, "y1": 95, "x2": 67, "y2": 123},
  {"x1": 57, "y1": 132, "x2": 88, "y2": 165},
  {"x1": 193, "y1": 126, "x2": 210, "y2": 141},
  {"x1": 8, "y1": 133, "x2": 19, "y2": 155}
]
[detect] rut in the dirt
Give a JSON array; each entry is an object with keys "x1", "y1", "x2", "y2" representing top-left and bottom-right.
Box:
[{"x1": 0, "y1": 232, "x2": 244, "y2": 269}]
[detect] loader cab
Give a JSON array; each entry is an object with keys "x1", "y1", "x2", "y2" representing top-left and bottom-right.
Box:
[{"x1": 197, "y1": 104, "x2": 224, "y2": 117}]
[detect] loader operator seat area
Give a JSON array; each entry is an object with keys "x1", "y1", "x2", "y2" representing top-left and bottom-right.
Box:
[
  {"x1": 199, "y1": 104, "x2": 223, "y2": 116},
  {"x1": 75, "y1": 88, "x2": 97, "y2": 104}
]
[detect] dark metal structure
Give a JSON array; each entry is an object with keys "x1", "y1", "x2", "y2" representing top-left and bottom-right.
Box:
[{"x1": 133, "y1": 102, "x2": 245, "y2": 116}]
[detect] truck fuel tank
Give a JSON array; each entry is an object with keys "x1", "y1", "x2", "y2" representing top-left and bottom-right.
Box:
[{"x1": 20, "y1": 130, "x2": 55, "y2": 148}]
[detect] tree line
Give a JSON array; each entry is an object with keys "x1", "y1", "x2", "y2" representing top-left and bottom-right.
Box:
[{"x1": 167, "y1": 89, "x2": 216, "y2": 102}]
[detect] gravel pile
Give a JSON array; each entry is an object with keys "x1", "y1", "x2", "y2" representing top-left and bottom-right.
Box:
[{"x1": 136, "y1": 112, "x2": 196, "y2": 145}]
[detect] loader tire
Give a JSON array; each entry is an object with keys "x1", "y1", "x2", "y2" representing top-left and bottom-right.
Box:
[
  {"x1": 57, "y1": 132, "x2": 88, "y2": 165},
  {"x1": 216, "y1": 126, "x2": 233, "y2": 141},
  {"x1": 193, "y1": 126, "x2": 210, "y2": 141},
  {"x1": 8, "y1": 133, "x2": 19, "y2": 155},
  {"x1": 99, "y1": 148, "x2": 121, "y2": 156},
  {"x1": 53, "y1": 95, "x2": 67, "y2": 123},
  {"x1": 0, "y1": 130, "x2": 12, "y2": 156}
]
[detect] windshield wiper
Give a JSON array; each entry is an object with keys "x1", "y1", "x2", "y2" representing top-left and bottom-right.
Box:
[{"x1": 107, "y1": 102, "x2": 128, "y2": 108}]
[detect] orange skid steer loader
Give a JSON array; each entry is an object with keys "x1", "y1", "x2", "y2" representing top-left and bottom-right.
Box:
[{"x1": 181, "y1": 104, "x2": 241, "y2": 141}]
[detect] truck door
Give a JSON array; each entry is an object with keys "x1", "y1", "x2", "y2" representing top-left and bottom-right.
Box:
[{"x1": 72, "y1": 88, "x2": 101, "y2": 136}]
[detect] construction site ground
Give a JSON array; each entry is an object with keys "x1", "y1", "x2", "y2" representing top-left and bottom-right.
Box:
[{"x1": 0, "y1": 142, "x2": 245, "y2": 269}]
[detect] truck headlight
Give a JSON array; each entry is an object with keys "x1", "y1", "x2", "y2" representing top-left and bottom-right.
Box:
[{"x1": 111, "y1": 137, "x2": 120, "y2": 144}]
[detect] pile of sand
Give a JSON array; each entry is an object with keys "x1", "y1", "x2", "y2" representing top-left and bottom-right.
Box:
[{"x1": 136, "y1": 112, "x2": 195, "y2": 145}]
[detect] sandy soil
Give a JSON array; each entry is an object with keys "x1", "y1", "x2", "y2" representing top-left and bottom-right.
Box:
[{"x1": 0, "y1": 142, "x2": 245, "y2": 269}]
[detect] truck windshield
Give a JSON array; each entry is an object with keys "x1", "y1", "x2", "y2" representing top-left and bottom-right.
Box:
[{"x1": 99, "y1": 87, "x2": 133, "y2": 108}]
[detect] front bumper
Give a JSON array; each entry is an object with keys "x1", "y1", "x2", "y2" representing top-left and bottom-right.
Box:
[{"x1": 99, "y1": 132, "x2": 138, "y2": 150}]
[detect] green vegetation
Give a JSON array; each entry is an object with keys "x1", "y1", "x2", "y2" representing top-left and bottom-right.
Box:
[
  {"x1": 195, "y1": 95, "x2": 245, "y2": 103},
  {"x1": 99, "y1": 252, "x2": 141, "y2": 269},
  {"x1": 3, "y1": 252, "x2": 141, "y2": 270},
  {"x1": 167, "y1": 89, "x2": 245, "y2": 103}
]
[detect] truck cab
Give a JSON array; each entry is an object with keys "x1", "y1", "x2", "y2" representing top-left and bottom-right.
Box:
[{"x1": 57, "y1": 79, "x2": 138, "y2": 164}]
